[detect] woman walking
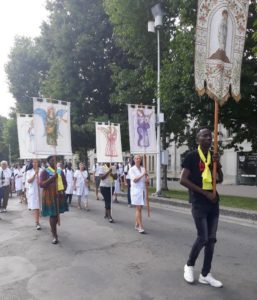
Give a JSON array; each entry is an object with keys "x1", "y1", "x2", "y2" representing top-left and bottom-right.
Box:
[
  {"x1": 40, "y1": 156, "x2": 68, "y2": 244},
  {"x1": 73, "y1": 163, "x2": 89, "y2": 210},
  {"x1": 27, "y1": 159, "x2": 42, "y2": 230},
  {"x1": 64, "y1": 162, "x2": 74, "y2": 206},
  {"x1": 129, "y1": 154, "x2": 149, "y2": 234},
  {"x1": 14, "y1": 164, "x2": 23, "y2": 203},
  {"x1": 99, "y1": 163, "x2": 116, "y2": 223}
]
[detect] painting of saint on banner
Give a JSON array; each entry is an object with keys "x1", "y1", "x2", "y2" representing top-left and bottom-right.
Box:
[
  {"x1": 95, "y1": 122, "x2": 123, "y2": 163},
  {"x1": 33, "y1": 98, "x2": 72, "y2": 155},
  {"x1": 195, "y1": 0, "x2": 249, "y2": 104},
  {"x1": 128, "y1": 104, "x2": 156, "y2": 154},
  {"x1": 16, "y1": 114, "x2": 46, "y2": 159}
]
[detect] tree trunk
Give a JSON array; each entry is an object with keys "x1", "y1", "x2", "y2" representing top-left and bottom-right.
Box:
[{"x1": 161, "y1": 122, "x2": 168, "y2": 191}]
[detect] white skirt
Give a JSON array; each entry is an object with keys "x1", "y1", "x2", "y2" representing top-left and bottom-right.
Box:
[
  {"x1": 65, "y1": 182, "x2": 73, "y2": 194},
  {"x1": 114, "y1": 179, "x2": 120, "y2": 193},
  {"x1": 73, "y1": 184, "x2": 89, "y2": 197},
  {"x1": 27, "y1": 192, "x2": 40, "y2": 210},
  {"x1": 131, "y1": 187, "x2": 145, "y2": 206}
]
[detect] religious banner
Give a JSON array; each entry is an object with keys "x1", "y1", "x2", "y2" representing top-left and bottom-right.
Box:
[
  {"x1": 95, "y1": 122, "x2": 123, "y2": 163},
  {"x1": 33, "y1": 98, "x2": 72, "y2": 155},
  {"x1": 16, "y1": 114, "x2": 46, "y2": 159},
  {"x1": 128, "y1": 104, "x2": 157, "y2": 154},
  {"x1": 195, "y1": 0, "x2": 249, "y2": 104}
]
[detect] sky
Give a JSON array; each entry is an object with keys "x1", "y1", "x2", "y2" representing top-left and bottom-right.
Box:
[{"x1": 0, "y1": 0, "x2": 48, "y2": 118}]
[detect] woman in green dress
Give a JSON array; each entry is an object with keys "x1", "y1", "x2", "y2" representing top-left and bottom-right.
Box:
[{"x1": 40, "y1": 156, "x2": 68, "y2": 244}]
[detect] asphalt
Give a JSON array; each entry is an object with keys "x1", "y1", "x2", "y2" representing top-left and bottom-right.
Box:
[{"x1": 1, "y1": 194, "x2": 257, "y2": 300}]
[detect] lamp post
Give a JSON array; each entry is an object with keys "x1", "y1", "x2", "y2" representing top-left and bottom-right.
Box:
[{"x1": 148, "y1": 3, "x2": 164, "y2": 195}]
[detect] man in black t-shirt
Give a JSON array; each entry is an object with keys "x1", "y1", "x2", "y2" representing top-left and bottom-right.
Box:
[{"x1": 180, "y1": 128, "x2": 223, "y2": 288}]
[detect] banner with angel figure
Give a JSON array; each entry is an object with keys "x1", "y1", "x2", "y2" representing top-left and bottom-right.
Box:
[
  {"x1": 128, "y1": 104, "x2": 156, "y2": 154},
  {"x1": 17, "y1": 114, "x2": 46, "y2": 159},
  {"x1": 33, "y1": 98, "x2": 72, "y2": 155},
  {"x1": 95, "y1": 122, "x2": 123, "y2": 163},
  {"x1": 195, "y1": 0, "x2": 249, "y2": 104}
]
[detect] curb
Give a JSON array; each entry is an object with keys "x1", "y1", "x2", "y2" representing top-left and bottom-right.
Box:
[{"x1": 119, "y1": 193, "x2": 257, "y2": 222}]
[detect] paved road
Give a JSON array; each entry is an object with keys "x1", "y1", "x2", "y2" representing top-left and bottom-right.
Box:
[{"x1": 0, "y1": 194, "x2": 256, "y2": 300}]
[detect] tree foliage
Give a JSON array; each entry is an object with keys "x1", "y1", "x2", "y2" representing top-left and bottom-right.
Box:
[{"x1": 4, "y1": 0, "x2": 257, "y2": 165}]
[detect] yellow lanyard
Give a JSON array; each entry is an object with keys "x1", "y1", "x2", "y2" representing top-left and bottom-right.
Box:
[
  {"x1": 47, "y1": 167, "x2": 64, "y2": 191},
  {"x1": 198, "y1": 146, "x2": 213, "y2": 190}
]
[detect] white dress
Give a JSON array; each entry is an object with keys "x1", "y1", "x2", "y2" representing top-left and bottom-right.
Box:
[
  {"x1": 26, "y1": 169, "x2": 42, "y2": 210},
  {"x1": 129, "y1": 165, "x2": 146, "y2": 206},
  {"x1": 114, "y1": 168, "x2": 121, "y2": 193},
  {"x1": 73, "y1": 170, "x2": 89, "y2": 197},
  {"x1": 14, "y1": 169, "x2": 23, "y2": 192},
  {"x1": 64, "y1": 169, "x2": 74, "y2": 194}
]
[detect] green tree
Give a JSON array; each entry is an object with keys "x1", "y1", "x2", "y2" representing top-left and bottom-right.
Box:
[
  {"x1": 5, "y1": 36, "x2": 48, "y2": 114},
  {"x1": 0, "y1": 116, "x2": 9, "y2": 161}
]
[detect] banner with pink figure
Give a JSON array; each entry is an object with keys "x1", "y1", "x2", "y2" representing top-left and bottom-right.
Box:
[{"x1": 95, "y1": 122, "x2": 123, "y2": 163}]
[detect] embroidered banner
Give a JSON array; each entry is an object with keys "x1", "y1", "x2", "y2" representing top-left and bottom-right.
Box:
[
  {"x1": 195, "y1": 0, "x2": 249, "y2": 104},
  {"x1": 95, "y1": 122, "x2": 123, "y2": 163},
  {"x1": 33, "y1": 98, "x2": 72, "y2": 155},
  {"x1": 128, "y1": 104, "x2": 156, "y2": 154},
  {"x1": 16, "y1": 114, "x2": 46, "y2": 159}
]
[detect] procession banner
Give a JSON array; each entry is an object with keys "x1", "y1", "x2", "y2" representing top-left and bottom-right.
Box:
[
  {"x1": 17, "y1": 114, "x2": 46, "y2": 159},
  {"x1": 195, "y1": 0, "x2": 249, "y2": 104},
  {"x1": 95, "y1": 122, "x2": 123, "y2": 163},
  {"x1": 33, "y1": 98, "x2": 72, "y2": 155},
  {"x1": 128, "y1": 104, "x2": 156, "y2": 154}
]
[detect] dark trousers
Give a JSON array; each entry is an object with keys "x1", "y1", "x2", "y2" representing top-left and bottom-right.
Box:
[
  {"x1": 65, "y1": 193, "x2": 73, "y2": 204},
  {"x1": 0, "y1": 186, "x2": 10, "y2": 209},
  {"x1": 187, "y1": 203, "x2": 219, "y2": 276},
  {"x1": 126, "y1": 179, "x2": 131, "y2": 205},
  {"x1": 100, "y1": 186, "x2": 114, "y2": 209}
]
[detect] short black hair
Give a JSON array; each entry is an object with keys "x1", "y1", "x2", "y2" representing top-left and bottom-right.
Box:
[
  {"x1": 196, "y1": 127, "x2": 211, "y2": 138},
  {"x1": 47, "y1": 155, "x2": 54, "y2": 163}
]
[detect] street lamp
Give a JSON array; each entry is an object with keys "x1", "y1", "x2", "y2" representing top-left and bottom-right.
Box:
[{"x1": 148, "y1": 3, "x2": 164, "y2": 195}]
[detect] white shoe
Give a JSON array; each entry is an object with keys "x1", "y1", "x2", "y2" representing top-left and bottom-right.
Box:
[
  {"x1": 138, "y1": 228, "x2": 145, "y2": 234},
  {"x1": 184, "y1": 264, "x2": 194, "y2": 283},
  {"x1": 199, "y1": 273, "x2": 223, "y2": 288},
  {"x1": 135, "y1": 225, "x2": 139, "y2": 230},
  {"x1": 36, "y1": 224, "x2": 41, "y2": 230}
]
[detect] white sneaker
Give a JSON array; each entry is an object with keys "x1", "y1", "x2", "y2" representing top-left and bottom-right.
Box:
[
  {"x1": 184, "y1": 264, "x2": 194, "y2": 283},
  {"x1": 138, "y1": 228, "x2": 145, "y2": 234},
  {"x1": 199, "y1": 273, "x2": 223, "y2": 288},
  {"x1": 135, "y1": 225, "x2": 139, "y2": 230},
  {"x1": 36, "y1": 224, "x2": 41, "y2": 230}
]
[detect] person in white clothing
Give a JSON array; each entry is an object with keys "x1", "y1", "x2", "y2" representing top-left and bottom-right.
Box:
[
  {"x1": 0, "y1": 161, "x2": 12, "y2": 212},
  {"x1": 124, "y1": 158, "x2": 132, "y2": 207},
  {"x1": 64, "y1": 162, "x2": 74, "y2": 205},
  {"x1": 27, "y1": 159, "x2": 42, "y2": 230},
  {"x1": 92, "y1": 158, "x2": 101, "y2": 200},
  {"x1": 129, "y1": 155, "x2": 149, "y2": 234},
  {"x1": 113, "y1": 164, "x2": 121, "y2": 203},
  {"x1": 73, "y1": 163, "x2": 89, "y2": 210},
  {"x1": 14, "y1": 164, "x2": 23, "y2": 203}
]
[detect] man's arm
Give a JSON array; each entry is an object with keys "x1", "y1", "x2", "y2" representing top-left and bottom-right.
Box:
[{"x1": 180, "y1": 168, "x2": 217, "y2": 203}]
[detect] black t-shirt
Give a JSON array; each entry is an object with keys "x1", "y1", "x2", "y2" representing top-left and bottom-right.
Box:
[{"x1": 182, "y1": 150, "x2": 219, "y2": 205}]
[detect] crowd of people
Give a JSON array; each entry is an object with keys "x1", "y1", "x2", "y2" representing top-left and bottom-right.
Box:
[
  {"x1": 0, "y1": 155, "x2": 148, "y2": 242},
  {"x1": 0, "y1": 127, "x2": 224, "y2": 287}
]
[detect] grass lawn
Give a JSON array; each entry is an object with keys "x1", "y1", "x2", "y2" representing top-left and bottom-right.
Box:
[{"x1": 148, "y1": 188, "x2": 257, "y2": 211}]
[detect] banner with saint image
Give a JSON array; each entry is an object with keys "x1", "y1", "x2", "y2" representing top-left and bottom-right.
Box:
[
  {"x1": 195, "y1": 0, "x2": 249, "y2": 104},
  {"x1": 17, "y1": 114, "x2": 46, "y2": 159},
  {"x1": 95, "y1": 122, "x2": 123, "y2": 163},
  {"x1": 33, "y1": 98, "x2": 72, "y2": 155},
  {"x1": 128, "y1": 104, "x2": 156, "y2": 154}
]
